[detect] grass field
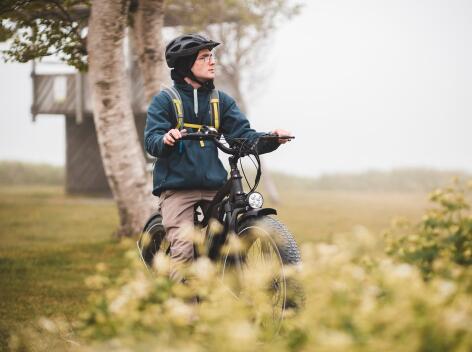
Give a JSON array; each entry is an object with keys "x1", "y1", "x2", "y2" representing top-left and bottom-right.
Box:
[
  {"x1": 0, "y1": 185, "x2": 431, "y2": 349},
  {"x1": 0, "y1": 186, "x2": 126, "y2": 349}
]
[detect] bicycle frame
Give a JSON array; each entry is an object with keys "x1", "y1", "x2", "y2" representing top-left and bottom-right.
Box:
[
  {"x1": 171, "y1": 127, "x2": 294, "y2": 260},
  {"x1": 200, "y1": 150, "x2": 277, "y2": 260}
]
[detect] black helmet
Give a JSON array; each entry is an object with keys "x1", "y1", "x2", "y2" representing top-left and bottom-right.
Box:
[{"x1": 165, "y1": 34, "x2": 220, "y2": 68}]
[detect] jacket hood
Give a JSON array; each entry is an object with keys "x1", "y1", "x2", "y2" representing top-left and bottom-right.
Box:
[
  {"x1": 171, "y1": 69, "x2": 215, "y2": 90},
  {"x1": 174, "y1": 81, "x2": 215, "y2": 94}
]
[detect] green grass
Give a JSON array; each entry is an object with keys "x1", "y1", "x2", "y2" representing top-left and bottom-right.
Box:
[
  {"x1": 0, "y1": 185, "x2": 430, "y2": 350},
  {"x1": 0, "y1": 186, "x2": 126, "y2": 349},
  {"x1": 265, "y1": 187, "x2": 429, "y2": 243}
]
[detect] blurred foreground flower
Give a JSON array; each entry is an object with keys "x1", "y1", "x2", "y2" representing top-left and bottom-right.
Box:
[{"x1": 9, "y1": 180, "x2": 472, "y2": 351}]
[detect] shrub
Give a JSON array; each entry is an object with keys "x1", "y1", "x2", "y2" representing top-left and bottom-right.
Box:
[
  {"x1": 9, "y1": 181, "x2": 472, "y2": 351},
  {"x1": 11, "y1": 233, "x2": 472, "y2": 351},
  {"x1": 386, "y1": 180, "x2": 472, "y2": 278}
]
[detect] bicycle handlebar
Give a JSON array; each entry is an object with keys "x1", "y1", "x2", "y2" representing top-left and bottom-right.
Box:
[
  {"x1": 180, "y1": 132, "x2": 233, "y2": 154},
  {"x1": 178, "y1": 127, "x2": 294, "y2": 194},
  {"x1": 179, "y1": 130, "x2": 294, "y2": 156}
]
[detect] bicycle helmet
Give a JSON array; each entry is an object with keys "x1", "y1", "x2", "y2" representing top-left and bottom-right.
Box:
[{"x1": 165, "y1": 34, "x2": 220, "y2": 68}]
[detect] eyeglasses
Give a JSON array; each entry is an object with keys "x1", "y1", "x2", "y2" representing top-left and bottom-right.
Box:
[{"x1": 196, "y1": 53, "x2": 216, "y2": 63}]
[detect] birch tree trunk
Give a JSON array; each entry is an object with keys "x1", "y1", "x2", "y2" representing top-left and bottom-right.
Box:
[
  {"x1": 131, "y1": 0, "x2": 166, "y2": 103},
  {"x1": 88, "y1": 0, "x2": 155, "y2": 237}
]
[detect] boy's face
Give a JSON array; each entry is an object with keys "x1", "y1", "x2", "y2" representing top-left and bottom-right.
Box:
[{"x1": 191, "y1": 48, "x2": 216, "y2": 82}]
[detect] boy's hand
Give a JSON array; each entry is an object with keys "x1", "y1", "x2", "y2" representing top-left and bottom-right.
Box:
[
  {"x1": 164, "y1": 129, "x2": 187, "y2": 146},
  {"x1": 271, "y1": 129, "x2": 292, "y2": 144}
]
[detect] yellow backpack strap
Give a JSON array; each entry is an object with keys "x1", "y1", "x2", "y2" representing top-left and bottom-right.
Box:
[
  {"x1": 183, "y1": 123, "x2": 205, "y2": 147},
  {"x1": 183, "y1": 122, "x2": 203, "y2": 130},
  {"x1": 162, "y1": 86, "x2": 186, "y2": 152},
  {"x1": 210, "y1": 89, "x2": 220, "y2": 131},
  {"x1": 162, "y1": 87, "x2": 184, "y2": 130}
]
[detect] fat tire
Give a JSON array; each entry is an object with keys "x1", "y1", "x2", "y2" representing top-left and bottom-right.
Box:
[
  {"x1": 236, "y1": 216, "x2": 304, "y2": 311},
  {"x1": 137, "y1": 212, "x2": 166, "y2": 268},
  {"x1": 238, "y1": 216, "x2": 301, "y2": 265}
]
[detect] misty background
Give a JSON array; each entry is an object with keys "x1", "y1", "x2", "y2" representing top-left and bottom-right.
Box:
[{"x1": 1, "y1": 0, "x2": 471, "y2": 178}]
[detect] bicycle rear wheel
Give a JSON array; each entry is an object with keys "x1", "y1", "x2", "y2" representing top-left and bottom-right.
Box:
[{"x1": 137, "y1": 212, "x2": 169, "y2": 269}]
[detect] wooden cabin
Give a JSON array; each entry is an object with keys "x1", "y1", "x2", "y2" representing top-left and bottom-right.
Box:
[{"x1": 31, "y1": 58, "x2": 153, "y2": 195}]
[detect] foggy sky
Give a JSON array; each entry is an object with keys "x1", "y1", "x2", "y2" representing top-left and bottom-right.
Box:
[{"x1": 1, "y1": 0, "x2": 471, "y2": 177}]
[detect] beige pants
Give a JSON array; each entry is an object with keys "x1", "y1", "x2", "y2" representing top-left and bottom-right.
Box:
[{"x1": 159, "y1": 189, "x2": 218, "y2": 280}]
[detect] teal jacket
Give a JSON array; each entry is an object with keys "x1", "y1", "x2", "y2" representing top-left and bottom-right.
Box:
[{"x1": 144, "y1": 82, "x2": 279, "y2": 196}]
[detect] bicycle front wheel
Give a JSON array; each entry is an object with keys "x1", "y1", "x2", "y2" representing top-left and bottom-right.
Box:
[{"x1": 220, "y1": 216, "x2": 302, "y2": 332}]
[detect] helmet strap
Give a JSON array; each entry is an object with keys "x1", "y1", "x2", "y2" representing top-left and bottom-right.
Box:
[
  {"x1": 188, "y1": 71, "x2": 205, "y2": 86},
  {"x1": 187, "y1": 71, "x2": 215, "y2": 90}
]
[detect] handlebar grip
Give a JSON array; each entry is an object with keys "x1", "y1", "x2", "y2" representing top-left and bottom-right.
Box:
[
  {"x1": 278, "y1": 135, "x2": 295, "y2": 140},
  {"x1": 180, "y1": 133, "x2": 217, "y2": 141},
  {"x1": 260, "y1": 134, "x2": 295, "y2": 140}
]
